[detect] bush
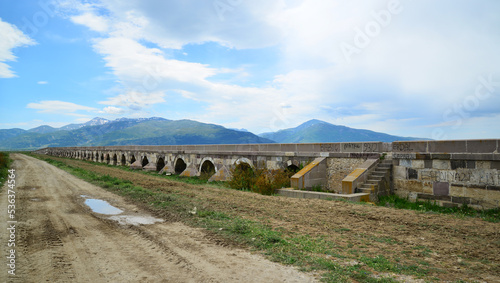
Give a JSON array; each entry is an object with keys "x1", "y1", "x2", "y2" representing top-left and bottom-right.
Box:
[
  {"x1": 228, "y1": 163, "x2": 292, "y2": 195},
  {"x1": 0, "y1": 152, "x2": 9, "y2": 169},
  {"x1": 228, "y1": 163, "x2": 255, "y2": 190}
]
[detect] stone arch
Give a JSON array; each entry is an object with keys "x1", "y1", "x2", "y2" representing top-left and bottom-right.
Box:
[
  {"x1": 156, "y1": 157, "x2": 166, "y2": 172},
  {"x1": 286, "y1": 164, "x2": 300, "y2": 174},
  {"x1": 234, "y1": 157, "x2": 254, "y2": 168},
  {"x1": 174, "y1": 156, "x2": 187, "y2": 174},
  {"x1": 199, "y1": 158, "x2": 216, "y2": 176},
  {"x1": 112, "y1": 154, "x2": 118, "y2": 165},
  {"x1": 100, "y1": 153, "x2": 104, "y2": 162},
  {"x1": 121, "y1": 154, "x2": 126, "y2": 166},
  {"x1": 130, "y1": 155, "x2": 137, "y2": 164},
  {"x1": 283, "y1": 159, "x2": 300, "y2": 174},
  {"x1": 106, "y1": 154, "x2": 111, "y2": 164}
]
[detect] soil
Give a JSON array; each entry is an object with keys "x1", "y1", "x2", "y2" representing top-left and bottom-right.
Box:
[{"x1": 0, "y1": 154, "x2": 317, "y2": 282}]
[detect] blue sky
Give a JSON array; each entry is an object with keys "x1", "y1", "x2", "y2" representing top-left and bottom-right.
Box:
[{"x1": 0, "y1": 0, "x2": 499, "y2": 139}]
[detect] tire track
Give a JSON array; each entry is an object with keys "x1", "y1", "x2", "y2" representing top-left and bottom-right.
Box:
[{"x1": 0, "y1": 154, "x2": 317, "y2": 283}]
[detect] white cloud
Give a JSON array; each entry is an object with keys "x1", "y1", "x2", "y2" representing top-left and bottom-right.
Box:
[
  {"x1": 92, "y1": 36, "x2": 217, "y2": 84},
  {"x1": 100, "y1": 106, "x2": 126, "y2": 115},
  {"x1": 94, "y1": 0, "x2": 284, "y2": 49},
  {"x1": 99, "y1": 90, "x2": 166, "y2": 110},
  {"x1": 27, "y1": 100, "x2": 98, "y2": 114},
  {"x1": 0, "y1": 18, "x2": 36, "y2": 78},
  {"x1": 70, "y1": 12, "x2": 109, "y2": 32},
  {"x1": 37, "y1": 81, "x2": 48, "y2": 84}
]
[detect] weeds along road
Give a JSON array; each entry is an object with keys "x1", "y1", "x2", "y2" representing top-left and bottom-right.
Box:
[{"x1": 0, "y1": 154, "x2": 317, "y2": 282}]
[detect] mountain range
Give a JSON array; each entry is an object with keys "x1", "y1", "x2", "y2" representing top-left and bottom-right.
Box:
[
  {"x1": 0, "y1": 117, "x2": 426, "y2": 150},
  {"x1": 259, "y1": 119, "x2": 423, "y2": 143}
]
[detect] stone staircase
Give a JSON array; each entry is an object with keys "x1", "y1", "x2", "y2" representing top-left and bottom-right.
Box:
[{"x1": 357, "y1": 159, "x2": 392, "y2": 195}]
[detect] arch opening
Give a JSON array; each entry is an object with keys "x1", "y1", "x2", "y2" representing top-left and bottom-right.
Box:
[
  {"x1": 156, "y1": 157, "x2": 165, "y2": 172},
  {"x1": 174, "y1": 158, "x2": 187, "y2": 174},
  {"x1": 100, "y1": 154, "x2": 104, "y2": 162},
  {"x1": 200, "y1": 160, "x2": 216, "y2": 179},
  {"x1": 130, "y1": 155, "x2": 136, "y2": 164},
  {"x1": 121, "y1": 154, "x2": 126, "y2": 166},
  {"x1": 286, "y1": 164, "x2": 300, "y2": 175},
  {"x1": 142, "y1": 156, "x2": 149, "y2": 167},
  {"x1": 112, "y1": 154, "x2": 118, "y2": 165}
]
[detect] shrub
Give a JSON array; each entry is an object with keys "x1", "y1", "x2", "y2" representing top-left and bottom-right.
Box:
[
  {"x1": 0, "y1": 152, "x2": 9, "y2": 169},
  {"x1": 228, "y1": 163, "x2": 255, "y2": 190},
  {"x1": 229, "y1": 162, "x2": 292, "y2": 195}
]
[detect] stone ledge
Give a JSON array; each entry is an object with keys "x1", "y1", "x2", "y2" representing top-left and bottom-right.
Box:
[
  {"x1": 393, "y1": 153, "x2": 500, "y2": 161},
  {"x1": 276, "y1": 189, "x2": 370, "y2": 202}
]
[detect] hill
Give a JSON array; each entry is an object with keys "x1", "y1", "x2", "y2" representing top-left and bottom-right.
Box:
[
  {"x1": 0, "y1": 118, "x2": 273, "y2": 150},
  {"x1": 0, "y1": 128, "x2": 27, "y2": 142},
  {"x1": 259, "y1": 119, "x2": 426, "y2": 143}
]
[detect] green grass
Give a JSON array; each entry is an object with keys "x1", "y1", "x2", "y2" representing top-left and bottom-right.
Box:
[
  {"x1": 378, "y1": 195, "x2": 500, "y2": 223},
  {"x1": 0, "y1": 152, "x2": 12, "y2": 188}
]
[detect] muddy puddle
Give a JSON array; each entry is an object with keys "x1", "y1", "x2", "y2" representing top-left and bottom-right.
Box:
[
  {"x1": 81, "y1": 195, "x2": 163, "y2": 226},
  {"x1": 83, "y1": 197, "x2": 123, "y2": 215}
]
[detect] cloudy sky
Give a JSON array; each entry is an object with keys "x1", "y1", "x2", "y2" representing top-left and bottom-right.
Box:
[{"x1": 1, "y1": 0, "x2": 499, "y2": 139}]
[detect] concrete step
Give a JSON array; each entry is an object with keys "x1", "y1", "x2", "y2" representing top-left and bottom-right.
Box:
[
  {"x1": 360, "y1": 185, "x2": 377, "y2": 190},
  {"x1": 359, "y1": 187, "x2": 375, "y2": 193},
  {"x1": 277, "y1": 188, "x2": 370, "y2": 202}
]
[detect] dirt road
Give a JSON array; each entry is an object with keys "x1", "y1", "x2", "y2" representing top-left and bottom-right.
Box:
[{"x1": 0, "y1": 154, "x2": 317, "y2": 282}]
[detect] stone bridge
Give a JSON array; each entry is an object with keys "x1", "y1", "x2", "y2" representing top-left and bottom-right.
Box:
[
  {"x1": 35, "y1": 139, "x2": 500, "y2": 209},
  {"x1": 35, "y1": 142, "x2": 388, "y2": 182}
]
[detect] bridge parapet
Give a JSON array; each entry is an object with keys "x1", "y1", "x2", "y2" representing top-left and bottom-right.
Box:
[{"x1": 60, "y1": 142, "x2": 389, "y2": 155}]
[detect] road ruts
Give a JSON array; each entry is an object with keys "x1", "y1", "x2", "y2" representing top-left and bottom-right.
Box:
[{"x1": 0, "y1": 154, "x2": 317, "y2": 283}]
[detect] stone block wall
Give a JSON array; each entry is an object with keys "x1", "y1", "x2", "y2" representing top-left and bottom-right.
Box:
[
  {"x1": 326, "y1": 158, "x2": 367, "y2": 193},
  {"x1": 392, "y1": 140, "x2": 500, "y2": 209}
]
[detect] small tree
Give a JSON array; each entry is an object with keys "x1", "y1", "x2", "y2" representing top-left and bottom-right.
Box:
[
  {"x1": 228, "y1": 163, "x2": 255, "y2": 190},
  {"x1": 228, "y1": 162, "x2": 292, "y2": 195}
]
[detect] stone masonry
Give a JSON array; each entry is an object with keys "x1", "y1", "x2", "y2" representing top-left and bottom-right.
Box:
[{"x1": 35, "y1": 139, "x2": 500, "y2": 208}]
